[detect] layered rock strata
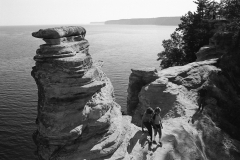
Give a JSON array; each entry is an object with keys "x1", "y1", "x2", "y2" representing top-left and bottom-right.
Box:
[
  {"x1": 127, "y1": 59, "x2": 240, "y2": 159},
  {"x1": 126, "y1": 27, "x2": 240, "y2": 159},
  {"x1": 32, "y1": 26, "x2": 86, "y2": 39},
  {"x1": 31, "y1": 26, "x2": 132, "y2": 160},
  {"x1": 127, "y1": 68, "x2": 158, "y2": 115},
  {"x1": 31, "y1": 26, "x2": 240, "y2": 160}
]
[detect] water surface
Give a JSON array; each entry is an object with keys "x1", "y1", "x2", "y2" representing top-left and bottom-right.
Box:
[{"x1": 0, "y1": 24, "x2": 176, "y2": 159}]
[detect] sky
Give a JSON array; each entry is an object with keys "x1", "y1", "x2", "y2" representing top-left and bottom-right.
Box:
[{"x1": 0, "y1": 0, "x2": 221, "y2": 26}]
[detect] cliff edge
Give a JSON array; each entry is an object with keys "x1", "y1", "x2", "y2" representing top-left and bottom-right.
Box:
[
  {"x1": 31, "y1": 26, "x2": 240, "y2": 160},
  {"x1": 127, "y1": 28, "x2": 240, "y2": 159},
  {"x1": 31, "y1": 26, "x2": 134, "y2": 160}
]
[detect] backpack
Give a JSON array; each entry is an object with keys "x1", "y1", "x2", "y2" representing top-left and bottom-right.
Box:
[
  {"x1": 143, "y1": 112, "x2": 152, "y2": 122},
  {"x1": 152, "y1": 113, "x2": 156, "y2": 122},
  {"x1": 150, "y1": 113, "x2": 157, "y2": 125}
]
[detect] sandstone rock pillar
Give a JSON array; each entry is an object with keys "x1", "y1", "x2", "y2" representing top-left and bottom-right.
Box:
[{"x1": 31, "y1": 26, "x2": 128, "y2": 160}]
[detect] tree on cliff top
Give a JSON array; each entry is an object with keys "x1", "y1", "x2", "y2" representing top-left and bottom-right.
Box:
[
  {"x1": 157, "y1": 31, "x2": 186, "y2": 67},
  {"x1": 219, "y1": 0, "x2": 240, "y2": 78},
  {"x1": 217, "y1": 0, "x2": 240, "y2": 57},
  {"x1": 157, "y1": 0, "x2": 218, "y2": 69},
  {"x1": 221, "y1": 0, "x2": 240, "y2": 20}
]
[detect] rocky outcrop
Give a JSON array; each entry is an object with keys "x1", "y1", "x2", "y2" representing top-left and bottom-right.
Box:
[
  {"x1": 128, "y1": 25, "x2": 240, "y2": 159},
  {"x1": 31, "y1": 26, "x2": 132, "y2": 160},
  {"x1": 127, "y1": 68, "x2": 158, "y2": 115},
  {"x1": 127, "y1": 59, "x2": 240, "y2": 159},
  {"x1": 32, "y1": 26, "x2": 86, "y2": 39},
  {"x1": 32, "y1": 26, "x2": 240, "y2": 160},
  {"x1": 196, "y1": 20, "x2": 232, "y2": 62}
]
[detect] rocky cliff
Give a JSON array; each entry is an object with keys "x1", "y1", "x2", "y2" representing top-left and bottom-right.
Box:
[
  {"x1": 127, "y1": 26, "x2": 240, "y2": 159},
  {"x1": 31, "y1": 26, "x2": 134, "y2": 160},
  {"x1": 32, "y1": 26, "x2": 240, "y2": 160}
]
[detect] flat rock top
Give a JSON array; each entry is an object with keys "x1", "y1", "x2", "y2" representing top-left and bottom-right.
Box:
[
  {"x1": 131, "y1": 67, "x2": 157, "y2": 73},
  {"x1": 32, "y1": 26, "x2": 86, "y2": 39},
  {"x1": 131, "y1": 67, "x2": 158, "y2": 77},
  {"x1": 158, "y1": 59, "x2": 218, "y2": 78}
]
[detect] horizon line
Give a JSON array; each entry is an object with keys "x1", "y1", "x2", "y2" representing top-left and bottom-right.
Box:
[{"x1": 0, "y1": 16, "x2": 183, "y2": 27}]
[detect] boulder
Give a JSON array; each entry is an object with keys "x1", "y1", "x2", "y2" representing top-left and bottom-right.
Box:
[
  {"x1": 196, "y1": 45, "x2": 226, "y2": 61},
  {"x1": 196, "y1": 31, "x2": 233, "y2": 62},
  {"x1": 127, "y1": 67, "x2": 158, "y2": 115}
]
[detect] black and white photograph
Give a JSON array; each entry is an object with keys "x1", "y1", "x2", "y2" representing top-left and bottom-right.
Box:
[{"x1": 0, "y1": 0, "x2": 240, "y2": 159}]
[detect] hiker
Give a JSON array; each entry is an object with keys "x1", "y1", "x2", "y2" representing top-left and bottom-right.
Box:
[
  {"x1": 142, "y1": 107, "x2": 154, "y2": 143},
  {"x1": 152, "y1": 107, "x2": 163, "y2": 145},
  {"x1": 197, "y1": 88, "x2": 207, "y2": 112}
]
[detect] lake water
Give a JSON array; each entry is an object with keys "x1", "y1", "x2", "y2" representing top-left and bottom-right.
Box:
[{"x1": 0, "y1": 24, "x2": 176, "y2": 159}]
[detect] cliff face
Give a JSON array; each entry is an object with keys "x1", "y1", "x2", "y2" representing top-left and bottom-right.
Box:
[
  {"x1": 32, "y1": 26, "x2": 240, "y2": 160},
  {"x1": 127, "y1": 62, "x2": 240, "y2": 159},
  {"x1": 127, "y1": 29, "x2": 240, "y2": 159},
  {"x1": 127, "y1": 68, "x2": 159, "y2": 115},
  {"x1": 31, "y1": 26, "x2": 133, "y2": 160}
]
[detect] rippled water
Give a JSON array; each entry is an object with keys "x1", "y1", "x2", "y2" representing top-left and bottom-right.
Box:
[{"x1": 0, "y1": 24, "x2": 176, "y2": 159}]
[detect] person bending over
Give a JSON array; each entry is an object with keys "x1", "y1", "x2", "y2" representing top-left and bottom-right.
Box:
[{"x1": 142, "y1": 107, "x2": 154, "y2": 143}]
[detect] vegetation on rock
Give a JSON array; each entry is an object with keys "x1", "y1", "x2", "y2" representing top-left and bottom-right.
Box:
[
  {"x1": 157, "y1": 0, "x2": 240, "y2": 69},
  {"x1": 157, "y1": 0, "x2": 240, "y2": 143}
]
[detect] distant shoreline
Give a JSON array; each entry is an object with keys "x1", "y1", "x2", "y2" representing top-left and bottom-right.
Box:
[
  {"x1": 104, "y1": 17, "x2": 181, "y2": 26},
  {"x1": 90, "y1": 22, "x2": 105, "y2": 24}
]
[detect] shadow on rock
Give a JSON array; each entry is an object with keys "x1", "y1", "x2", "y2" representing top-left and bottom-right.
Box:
[
  {"x1": 127, "y1": 130, "x2": 149, "y2": 153},
  {"x1": 188, "y1": 110, "x2": 204, "y2": 124}
]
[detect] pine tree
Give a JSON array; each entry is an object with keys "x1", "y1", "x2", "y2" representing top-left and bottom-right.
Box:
[{"x1": 158, "y1": 0, "x2": 219, "y2": 68}]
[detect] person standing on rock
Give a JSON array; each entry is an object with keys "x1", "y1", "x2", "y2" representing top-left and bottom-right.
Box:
[
  {"x1": 142, "y1": 107, "x2": 154, "y2": 144},
  {"x1": 197, "y1": 88, "x2": 207, "y2": 112},
  {"x1": 152, "y1": 107, "x2": 163, "y2": 145}
]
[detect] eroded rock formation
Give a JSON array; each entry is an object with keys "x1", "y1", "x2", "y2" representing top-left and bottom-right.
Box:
[
  {"x1": 127, "y1": 28, "x2": 240, "y2": 159},
  {"x1": 31, "y1": 26, "x2": 132, "y2": 160},
  {"x1": 32, "y1": 26, "x2": 86, "y2": 39},
  {"x1": 32, "y1": 26, "x2": 240, "y2": 160},
  {"x1": 127, "y1": 59, "x2": 240, "y2": 159},
  {"x1": 127, "y1": 68, "x2": 158, "y2": 115}
]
